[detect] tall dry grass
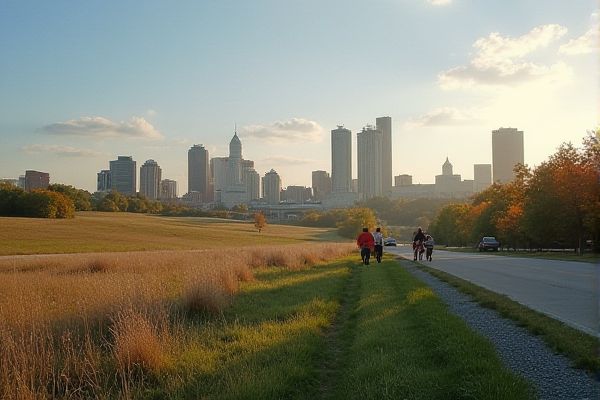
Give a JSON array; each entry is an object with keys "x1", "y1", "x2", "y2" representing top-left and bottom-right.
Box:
[{"x1": 0, "y1": 243, "x2": 354, "y2": 399}]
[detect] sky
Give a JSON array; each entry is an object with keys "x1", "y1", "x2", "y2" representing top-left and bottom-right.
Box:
[{"x1": 0, "y1": 0, "x2": 598, "y2": 193}]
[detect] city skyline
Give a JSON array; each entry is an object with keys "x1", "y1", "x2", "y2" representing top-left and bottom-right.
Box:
[{"x1": 0, "y1": 1, "x2": 597, "y2": 193}]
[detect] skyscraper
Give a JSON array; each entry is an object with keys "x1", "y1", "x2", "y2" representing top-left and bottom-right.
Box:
[
  {"x1": 357, "y1": 126, "x2": 383, "y2": 199},
  {"x1": 24, "y1": 170, "x2": 50, "y2": 191},
  {"x1": 331, "y1": 126, "x2": 352, "y2": 193},
  {"x1": 97, "y1": 170, "x2": 112, "y2": 192},
  {"x1": 311, "y1": 170, "x2": 331, "y2": 201},
  {"x1": 492, "y1": 128, "x2": 524, "y2": 183},
  {"x1": 140, "y1": 160, "x2": 162, "y2": 199},
  {"x1": 376, "y1": 116, "x2": 392, "y2": 194},
  {"x1": 188, "y1": 144, "x2": 210, "y2": 201},
  {"x1": 262, "y1": 169, "x2": 281, "y2": 205},
  {"x1": 227, "y1": 133, "x2": 242, "y2": 186},
  {"x1": 109, "y1": 156, "x2": 136, "y2": 195},
  {"x1": 243, "y1": 168, "x2": 260, "y2": 201},
  {"x1": 474, "y1": 164, "x2": 492, "y2": 192},
  {"x1": 160, "y1": 179, "x2": 178, "y2": 200}
]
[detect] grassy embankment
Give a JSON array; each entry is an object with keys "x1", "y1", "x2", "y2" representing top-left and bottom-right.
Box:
[
  {"x1": 419, "y1": 265, "x2": 600, "y2": 374},
  {"x1": 0, "y1": 211, "x2": 343, "y2": 255},
  {"x1": 0, "y1": 248, "x2": 534, "y2": 398}
]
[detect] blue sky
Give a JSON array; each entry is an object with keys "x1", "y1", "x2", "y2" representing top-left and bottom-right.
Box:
[{"x1": 1, "y1": 0, "x2": 597, "y2": 193}]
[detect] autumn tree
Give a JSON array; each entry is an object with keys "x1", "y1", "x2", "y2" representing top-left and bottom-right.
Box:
[{"x1": 254, "y1": 212, "x2": 267, "y2": 232}]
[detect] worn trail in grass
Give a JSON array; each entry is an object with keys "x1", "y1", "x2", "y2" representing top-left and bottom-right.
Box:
[{"x1": 150, "y1": 256, "x2": 533, "y2": 399}]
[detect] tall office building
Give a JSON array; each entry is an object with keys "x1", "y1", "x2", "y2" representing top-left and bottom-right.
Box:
[
  {"x1": 311, "y1": 170, "x2": 331, "y2": 201},
  {"x1": 473, "y1": 164, "x2": 492, "y2": 192},
  {"x1": 227, "y1": 133, "x2": 243, "y2": 186},
  {"x1": 24, "y1": 170, "x2": 49, "y2": 191},
  {"x1": 331, "y1": 126, "x2": 352, "y2": 192},
  {"x1": 97, "y1": 170, "x2": 112, "y2": 192},
  {"x1": 262, "y1": 169, "x2": 282, "y2": 205},
  {"x1": 160, "y1": 179, "x2": 178, "y2": 200},
  {"x1": 188, "y1": 144, "x2": 210, "y2": 201},
  {"x1": 110, "y1": 156, "x2": 136, "y2": 195},
  {"x1": 243, "y1": 168, "x2": 260, "y2": 201},
  {"x1": 357, "y1": 126, "x2": 383, "y2": 199},
  {"x1": 492, "y1": 128, "x2": 524, "y2": 183},
  {"x1": 140, "y1": 160, "x2": 162, "y2": 199},
  {"x1": 376, "y1": 116, "x2": 392, "y2": 194}
]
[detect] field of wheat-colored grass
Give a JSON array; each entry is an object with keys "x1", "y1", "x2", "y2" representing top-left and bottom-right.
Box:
[
  {"x1": 0, "y1": 243, "x2": 355, "y2": 399},
  {"x1": 0, "y1": 212, "x2": 344, "y2": 255}
]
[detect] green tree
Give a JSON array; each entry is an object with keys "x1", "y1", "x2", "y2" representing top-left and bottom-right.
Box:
[
  {"x1": 48, "y1": 184, "x2": 92, "y2": 211},
  {"x1": 336, "y1": 207, "x2": 377, "y2": 239}
]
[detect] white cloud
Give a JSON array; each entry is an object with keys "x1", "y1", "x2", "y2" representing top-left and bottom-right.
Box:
[
  {"x1": 42, "y1": 116, "x2": 163, "y2": 140},
  {"x1": 439, "y1": 24, "x2": 571, "y2": 89},
  {"x1": 241, "y1": 118, "x2": 324, "y2": 143},
  {"x1": 559, "y1": 11, "x2": 599, "y2": 55},
  {"x1": 427, "y1": 0, "x2": 452, "y2": 5},
  {"x1": 404, "y1": 107, "x2": 479, "y2": 128},
  {"x1": 259, "y1": 155, "x2": 316, "y2": 165},
  {"x1": 21, "y1": 144, "x2": 104, "y2": 157}
]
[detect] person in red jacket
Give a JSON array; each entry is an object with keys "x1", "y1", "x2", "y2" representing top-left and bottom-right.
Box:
[{"x1": 356, "y1": 227, "x2": 375, "y2": 265}]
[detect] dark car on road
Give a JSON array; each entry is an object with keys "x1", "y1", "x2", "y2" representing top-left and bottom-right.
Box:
[
  {"x1": 384, "y1": 237, "x2": 397, "y2": 246},
  {"x1": 478, "y1": 236, "x2": 500, "y2": 251}
]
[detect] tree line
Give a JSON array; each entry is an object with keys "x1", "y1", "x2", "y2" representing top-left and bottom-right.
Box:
[
  {"x1": 0, "y1": 184, "x2": 222, "y2": 219},
  {"x1": 428, "y1": 133, "x2": 600, "y2": 253}
]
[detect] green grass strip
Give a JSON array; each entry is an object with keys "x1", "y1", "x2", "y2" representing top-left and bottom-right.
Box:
[
  {"x1": 420, "y1": 265, "x2": 600, "y2": 374},
  {"x1": 329, "y1": 257, "x2": 534, "y2": 400},
  {"x1": 149, "y1": 258, "x2": 353, "y2": 399}
]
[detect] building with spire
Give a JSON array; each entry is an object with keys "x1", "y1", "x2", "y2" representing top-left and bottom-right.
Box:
[{"x1": 220, "y1": 131, "x2": 251, "y2": 208}]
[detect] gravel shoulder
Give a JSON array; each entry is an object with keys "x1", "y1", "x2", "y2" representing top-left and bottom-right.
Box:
[{"x1": 402, "y1": 261, "x2": 600, "y2": 400}]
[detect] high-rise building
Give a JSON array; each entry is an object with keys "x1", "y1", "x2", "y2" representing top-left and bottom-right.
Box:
[
  {"x1": 243, "y1": 168, "x2": 260, "y2": 201},
  {"x1": 24, "y1": 170, "x2": 50, "y2": 191},
  {"x1": 492, "y1": 127, "x2": 524, "y2": 183},
  {"x1": 262, "y1": 169, "x2": 281, "y2": 205},
  {"x1": 282, "y1": 186, "x2": 311, "y2": 203},
  {"x1": 376, "y1": 116, "x2": 392, "y2": 194},
  {"x1": 394, "y1": 174, "x2": 412, "y2": 187},
  {"x1": 97, "y1": 170, "x2": 112, "y2": 192},
  {"x1": 227, "y1": 133, "x2": 242, "y2": 186},
  {"x1": 211, "y1": 157, "x2": 229, "y2": 192},
  {"x1": 18, "y1": 175, "x2": 26, "y2": 189},
  {"x1": 188, "y1": 144, "x2": 210, "y2": 201},
  {"x1": 311, "y1": 170, "x2": 331, "y2": 201},
  {"x1": 140, "y1": 160, "x2": 162, "y2": 200},
  {"x1": 331, "y1": 126, "x2": 352, "y2": 192},
  {"x1": 160, "y1": 179, "x2": 178, "y2": 200},
  {"x1": 357, "y1": 126, "x2": 383, "y2": 199},
  {"x1": 110, "y1": 156, "x2": 136, "y2": 195},
  {"x1": 474, "y1": 164, "x2": 492, "y2": 192}
]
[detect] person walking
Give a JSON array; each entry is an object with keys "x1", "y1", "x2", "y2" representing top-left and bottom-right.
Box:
[
  {"x1": 424, "y1": 234, "x2": 435, "y2": 261},
  {"x1": 356, "y1": 227, "x2": 375, "y2": 265},
  {"x1": 373, "y1": 227, "x2": 384, "y2": 263}
]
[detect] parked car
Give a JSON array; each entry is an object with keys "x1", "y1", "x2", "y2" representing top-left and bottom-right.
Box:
[
  {"x1": 478, "y1": 236, "x2": 500, "y2": 251},
  {"x1": 384, "y1": 237, "x2": 397, "y2": 246}
]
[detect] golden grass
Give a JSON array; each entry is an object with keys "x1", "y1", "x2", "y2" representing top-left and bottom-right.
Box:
[
  {"x1": 0, "y1": 243, "x2": 355, "y2": 398},
  {"x1": 0, "y1": 212, "x2": 344, "y2": 255}
]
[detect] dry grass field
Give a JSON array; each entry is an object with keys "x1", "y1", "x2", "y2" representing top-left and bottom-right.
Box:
[
  {"x1": 0, "y1": 212, "x2": 344, "y2": 255},
  {"x1": 0, "y1": 243, "x2": 355, "y2": 399}
]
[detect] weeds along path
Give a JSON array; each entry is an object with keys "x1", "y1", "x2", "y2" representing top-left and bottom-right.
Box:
[{"x1": 325, "y1": 257, "x2": 534, "y2": 400}]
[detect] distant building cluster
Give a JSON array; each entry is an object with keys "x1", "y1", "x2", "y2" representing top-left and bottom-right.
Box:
[{"x1": 3, "y1": 122, "x2": 525, "y2": 215}]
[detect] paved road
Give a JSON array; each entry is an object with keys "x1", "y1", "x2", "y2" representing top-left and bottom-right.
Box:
[{"x1": 386, "y1": 245, "x2": 600, "y2": 336}]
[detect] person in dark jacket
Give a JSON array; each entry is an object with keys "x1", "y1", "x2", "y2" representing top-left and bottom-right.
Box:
[
  {"x1": 356, "y1": 227, "x2": 375, "y2": 265},
  {"x1": 413, "y1": 227, "x2": 426, "y2": 261}
]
